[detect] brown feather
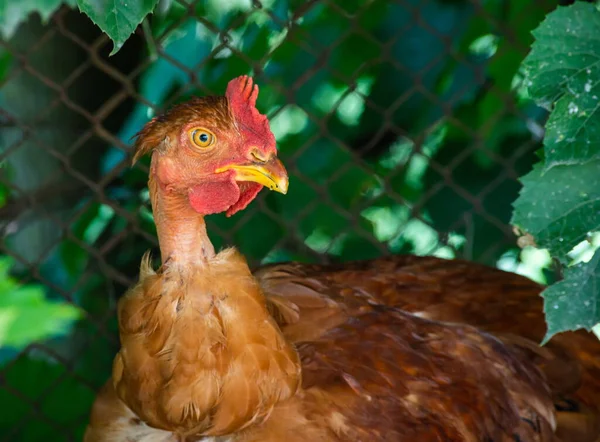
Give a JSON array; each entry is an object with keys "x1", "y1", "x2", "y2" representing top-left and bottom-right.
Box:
[
  {"x1": 253, "y1": 256, "x2": 600, "y2": 441},
  {"x1": 88, "y1": 254, "x2": 600, "y2": 441},
  {"x1": 111, "y1": 248, "x2": 301, "y2": 438},
  {"x1": 132, "y1": 97, "x2": 233, "y2": 165}
]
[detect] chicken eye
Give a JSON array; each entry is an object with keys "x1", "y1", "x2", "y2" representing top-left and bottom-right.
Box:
[{"x1": 190, "y1": 128, "x2": 216, "y2": 148}]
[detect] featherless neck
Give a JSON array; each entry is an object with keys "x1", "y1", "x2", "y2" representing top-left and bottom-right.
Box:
[{"x1": 149, "y1": 174, "x2": 215, "y2": 264}]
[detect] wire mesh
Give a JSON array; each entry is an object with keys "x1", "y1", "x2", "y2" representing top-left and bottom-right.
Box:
[{"x1": 0, "y1": 0, "x2": 555, "y2": 439}]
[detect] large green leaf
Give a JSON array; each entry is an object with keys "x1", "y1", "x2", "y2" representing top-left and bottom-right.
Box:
[
  {"x1": 542, "y1": 249, "x2": 600, "y2": 343},
  {"x1": 76, "y1": 0, "x2": 159, "y2": 55},
  {"x1": 511, "y1": 160, "x2": 600, "y2": 258},
  {"x1": 0, "y1": 0, "x2": 76, "y2": 39},
  {"x1": 522, "y1": 2, "x2": 600, "y2": 169}
]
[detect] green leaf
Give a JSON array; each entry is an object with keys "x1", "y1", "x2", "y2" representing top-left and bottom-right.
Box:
[
  {"x1": 511, "y1": 160, "x2": 600, "y2": 257},
  {"x1": 76, "y1": 0, "x2": 159, "y2": 55},
  {"x1": 0, "y1": 257, "x2": 81, "y2": 349},
  {"x1": 522, "y1": 2, "x2": 600, "y2": 169},
  {"x1": 0, "y1": 0, "x2": 76, "y2": 39},
  {"x1": 542, "y1": 249, "x2": 600, "y2": 343}
]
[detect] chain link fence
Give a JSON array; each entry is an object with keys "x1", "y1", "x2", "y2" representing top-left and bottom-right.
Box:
[{"x1": 0, "y1": 0, "x2": 566, "y2": 439}]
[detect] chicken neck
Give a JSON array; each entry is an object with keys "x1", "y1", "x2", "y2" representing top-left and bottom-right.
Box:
[{"x1": 149, "y1": 173, "x2": 216, "y2": 264}]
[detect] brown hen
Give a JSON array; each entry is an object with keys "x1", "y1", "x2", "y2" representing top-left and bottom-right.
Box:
[{"x1": 85, "y1": 76, "x2": 600, "y2": 442}]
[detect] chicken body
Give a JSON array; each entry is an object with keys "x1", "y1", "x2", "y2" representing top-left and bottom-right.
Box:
[
  {"x1": 86, "y1": 253, "x2": 600, "y2": 442},
  {"x1": 260, "y1": 256, "x2": 600, "y2": 441},
  {"x1": 85, "y1": 77, "x2": 600, "y2": 441},
  {"x1": 110, "y1": 250, "x2": 300, "y2": 438}
]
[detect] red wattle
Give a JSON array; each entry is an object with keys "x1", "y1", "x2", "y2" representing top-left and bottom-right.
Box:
[
  {"x1": 225, "y1": 182, "x2": 263, "y2": 217},
  {"x1": 188, "y1": 180, "x2": 239, "y2": 215},
  {"x1": 188, "y1": 179, "x2": 264, "y2": 217}
]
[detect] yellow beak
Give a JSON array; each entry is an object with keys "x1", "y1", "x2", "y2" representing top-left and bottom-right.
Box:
[{"x1": 215, "y1": 157, "x2": 289, "y2": 194}]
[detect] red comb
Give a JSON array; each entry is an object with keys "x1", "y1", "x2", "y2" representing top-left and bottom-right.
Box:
[{"x1": 226, "y1": 75, "x2": 276, "y2": 154}]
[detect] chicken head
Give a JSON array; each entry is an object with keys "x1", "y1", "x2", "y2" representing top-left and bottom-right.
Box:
[{"x1": 133, "y1": 75, "x2": 288, "y2": 218}]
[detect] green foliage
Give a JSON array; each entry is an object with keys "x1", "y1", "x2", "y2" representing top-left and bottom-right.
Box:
[
  {"x1": 522, "y1": 2, "x2": 600, "y2": 169},
  {"x1": 1, "y1": 0, "x2": 156, "y2": 54},
  {"x1": 513, "y1": 161, "x2": 600, "y2": 258},
  {"x1": 76, "y1": 0, "x2": 160, "y2": 54},
  {"x1": 512, "y1": 2, "x2": 600, "y2": 341},
  {"x1": 0, "y1": 257, "x2": 81, "y2": 349},
  {"x1": 0, "y1": 0, "x2": 75, "y2": 39},
  {"x1": 542, "y1": 250, "x2": 600, "y2": 344},
  {"x1": 0, "y1": 168, "x2": 81, "y2": 351}
]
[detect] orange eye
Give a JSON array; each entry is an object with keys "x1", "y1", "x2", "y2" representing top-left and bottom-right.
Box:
[{"x1": 190, "y1": 128, "x2": 216, "y2": 148}]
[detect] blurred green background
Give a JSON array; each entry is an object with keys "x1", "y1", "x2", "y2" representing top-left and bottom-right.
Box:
[{"x1": 0, "y1": 0, "x2": 582, "y2": 439}]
